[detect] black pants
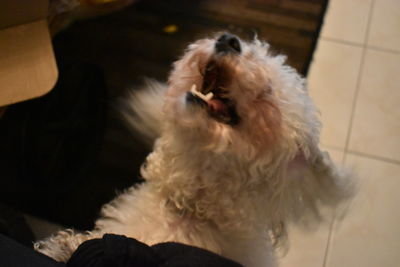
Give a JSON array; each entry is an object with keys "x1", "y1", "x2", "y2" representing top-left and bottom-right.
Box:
[{"x1": 0, "y1": 233, "x2": 243, "y2": 267}]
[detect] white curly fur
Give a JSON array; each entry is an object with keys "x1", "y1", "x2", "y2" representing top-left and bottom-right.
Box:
[{"x1": 35, "y1": 34, "x2": 353, "y2": 267}]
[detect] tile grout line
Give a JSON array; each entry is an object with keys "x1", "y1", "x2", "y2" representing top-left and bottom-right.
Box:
[
  {"x1": 321, "y1": 36, "x2": 400, "y2": 55},
  {"x1": 321, "y1": 37, "x2": 363, "y2": 47},
  {"x1": 321, "y1": 204, "x2": 340, "y2": 267},
  {"x1": 343, "y1": 0, "x2": 375, "y2": 162},
  {"x1": 346, "y1": 150, "x2": 400, "y2": 165},
  {"x1": 322, "y1": 1, "x2": 376, "y2": 267},
  {"x1": 367, "y1": 45, "x2": 400, "y2": 55},
  {"x1": 321, "y1": 144, "x2": 400, "y2": 166},
  {"x1": 322, "y1": 147, "x2": 346, "y2": 267}
]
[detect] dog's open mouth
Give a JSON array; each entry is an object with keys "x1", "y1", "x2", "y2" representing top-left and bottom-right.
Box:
[{"x1": 187, "y1": 60, "x2": 240, "y2": 125}]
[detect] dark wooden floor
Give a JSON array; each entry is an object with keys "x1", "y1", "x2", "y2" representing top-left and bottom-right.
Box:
[
  {"x1": 54, "y1": 0, "x2": 327, "y2": 95},
  {"x1": 1, "y1": 0, "x2": 328, "y2": 229}
]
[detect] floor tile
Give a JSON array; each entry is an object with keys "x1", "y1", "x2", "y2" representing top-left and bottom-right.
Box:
[
  {"x1": 279, "y1": 220, "x2": 331, "y2": 267},
  {"x1": 368, "y1": 0, "x2": 400, "y2": 52},
  {"x1": 326, "y1": 154, "x2": 400, "y2": 267},
  {"x1": 308, "y1": 40, "x2": 363, "y2": 150},
  {"x1": 321, "y1": 0, "x2": 372, "y2": 44},
  {"x1": 348, "y1": 49, "x2": 400, "y2": 161}
]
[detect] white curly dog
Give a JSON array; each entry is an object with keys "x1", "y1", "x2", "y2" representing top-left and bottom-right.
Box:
[{"x1": 36, "y1": 33, "x2": 352, "y2": 267}]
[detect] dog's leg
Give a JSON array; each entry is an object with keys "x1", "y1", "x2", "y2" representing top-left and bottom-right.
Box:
[{"x1": 34, "y1": 229, "x2": 98, "y2": 262}]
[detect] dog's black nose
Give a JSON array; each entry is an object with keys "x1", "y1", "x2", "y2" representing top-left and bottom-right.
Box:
[{"x1": 215, "y1": 33, "x2": 241, "y2": 54}]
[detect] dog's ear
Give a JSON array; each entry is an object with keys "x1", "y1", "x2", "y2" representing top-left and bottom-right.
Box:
[
  {"x1": 269, "y1": 77, "x2": 354, "y2": 226},
  {"x1": 283, "y1": 145, "x2": 353, "y2": 225},
  {"x1": 120, "y1": 79, "x2": 167, "y2": 144}
]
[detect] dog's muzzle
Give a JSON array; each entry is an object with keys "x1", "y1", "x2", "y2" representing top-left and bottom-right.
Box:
[{"x1": 186, "y1": 33, "x2": 241, "y2": 126}]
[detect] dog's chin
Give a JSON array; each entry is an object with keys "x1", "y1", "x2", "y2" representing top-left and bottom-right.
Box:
[{"x1": 185, "y1": 60, "x2": 240, "y2": 126}]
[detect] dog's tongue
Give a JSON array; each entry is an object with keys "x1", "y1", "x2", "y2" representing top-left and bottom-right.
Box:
[{"x1": 208, "y1": 98, "x2": 228, "y2": 115}]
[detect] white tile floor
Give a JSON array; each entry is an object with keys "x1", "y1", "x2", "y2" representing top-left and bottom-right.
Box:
[{"x1": 280, "y1": 0, "x2": 400, "y2": 266}]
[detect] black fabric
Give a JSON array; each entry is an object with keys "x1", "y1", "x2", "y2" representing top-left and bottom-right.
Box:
[
  {"x1": 0, "y1": 62, "x2": 109, "y2": 229},
  {"x1": 67, "y1": 234, "x2": 159, "y2": 267},
  {"x1": 0, "y1": 233, "x2": 242, "y2": 267},
  {"x1": 0, "y1": 233, "x2": 64, "y2": 267},
  {"x1": 153, "y1": 242, "x2": 243, "y2": 267},
  {"x1": 67, "y1": 234, "x2": 243, "y2": 267}
]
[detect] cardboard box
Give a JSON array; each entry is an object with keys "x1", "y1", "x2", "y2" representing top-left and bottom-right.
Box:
[{"x1": 0, "y1": 0, "x2": 58, "y2": 107}]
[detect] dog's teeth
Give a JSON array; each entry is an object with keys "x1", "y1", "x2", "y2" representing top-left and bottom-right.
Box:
[
  {"x1": 190, "y1": 84, "x2": 197, "y2": 93},
  {"x1": 190, "y1": 84, "x2": 213, "y2": 102},
  {"x1": 204, "y1": 92, "x2": 214, "y2": 101}
]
